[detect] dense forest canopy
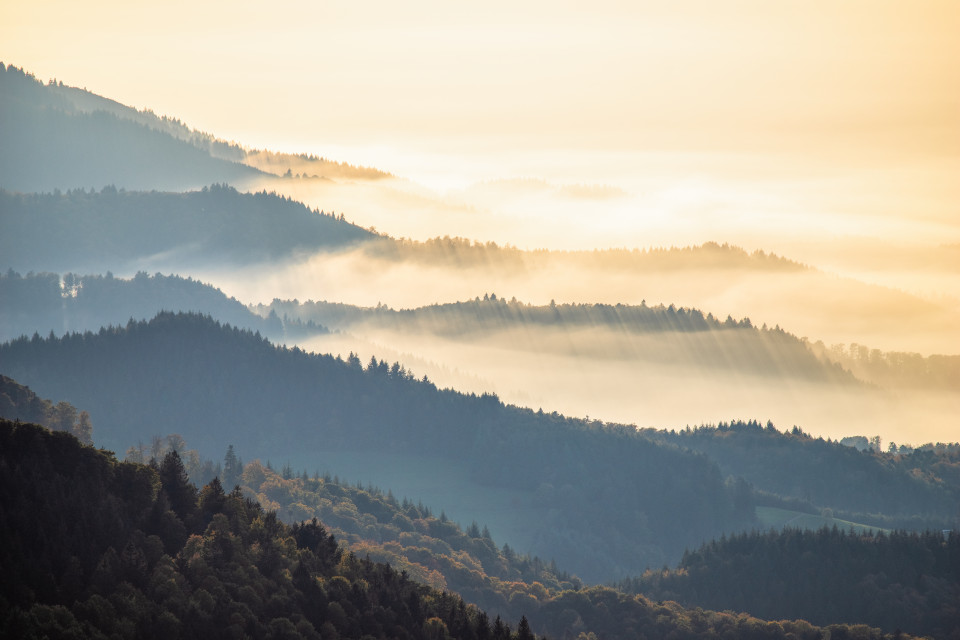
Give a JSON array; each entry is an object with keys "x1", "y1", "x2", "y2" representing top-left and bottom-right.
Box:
[
  {"x1": 0, "y1": 418, "x2": 536, "y2": 640},
  {"x1": 235, "y1": 454, "x2": 960, "y2": 637},
  {"x1": 623, "y1": 527, "x2": 960, "y2": 639}
]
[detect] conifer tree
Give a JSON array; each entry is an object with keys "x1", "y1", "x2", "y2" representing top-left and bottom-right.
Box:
[{"x1": 223, "y1": 444, "x2": 241, "y2": 489}]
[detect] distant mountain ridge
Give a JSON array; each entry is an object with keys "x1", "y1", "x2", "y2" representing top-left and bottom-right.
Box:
[
  {"x1": 0, "y1": 63, "x2": 390, "y2": 192},
  {"x1": 260, "y1": 295, "x2": 859, "y2": 383},
  {"x1": 0, "y1": 270, "x2": 297, "y2": 344},
  {"x1": 0, "y1": 64, "x2": 262, "y2": 192},
  {"x1": 0, "y1": 185, "x2": 374, "y2": 273}
]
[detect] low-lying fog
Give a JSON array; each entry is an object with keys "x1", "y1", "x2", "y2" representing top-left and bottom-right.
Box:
[
  {"x1": 242, "y1": 150, "x2": 960, "y2": 311},
  {"x1": 197, "y1": 148, "x2": 960, "y2": 449},
  {"x1": 201, "y1": 242, "x2": 959, "y2": 356},
  {"x1": 290, "y1": 326, "x2": 957, "y2": 449}
]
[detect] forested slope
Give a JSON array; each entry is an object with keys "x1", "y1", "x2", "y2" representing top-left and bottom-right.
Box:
[
  {"x1": 0, "y1": 419, "x2": 916, "y2": 640},
  {"x1": 232, "y1": 454, "x2": 960, "y2": 639},
  {"x1": 0, "y1": 185, "x2": 374, "y2": 273},
  {"x1": 0, "y1": 374, "x2": 92, "y2": 444},
  {"x1": 645, "y1": 421, "x2": 959, "y2": 526},
  {"x1": 0, "y1": 312, "x2": 753, "y2": 581},
  {"x1": 0, "y1": 64, "x2": 262, "y2": 193},
  {"x1": 0, "y1": 270, "x2": 303, "y2": 344},
  {"x1": 0, "y1": 63, "x2": 390, "y2": 185},
  {"x1": 622, "y1": 527, "x2": 960, "y2": 638},
  {"x1": 238, "y1": 459, "x2": 579, "y2": 622},
  {"x1": 0, "y1": 419, "x2": 533, "y2": 640},
  {"x1": 260, "y1": 296, "x2": 857, "y2": 383}
]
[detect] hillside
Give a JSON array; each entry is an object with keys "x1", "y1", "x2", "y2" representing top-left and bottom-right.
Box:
[
  {"x1": 0, "y1": 418, "x2": 532, "y2": 640},
  {"x1": 259, "y1": 295, "x2": 857, "y2": 384},
  {"x1": 621, "y1": 527, "x2": 960, "y2": 639},
  {"x1": 644, "y1": 421, "x2": 960, "y2": 527},
  {"x1": 0, "y1": 374, "x2": 92, "y2": 444},
  {"x1": 243, "y1": 460, "x2": 959, "y2": 638},
  {"x1": 0, "y1": 267, "x2": 865, "y2": 388},
  {"x1": 0, "y1": 63, "x2": 392, "y2": 191},
  {"x1": 809, "y1": 340, "x2": 960, "y2": 391},
  {"x1": 0, "y1": 311, "x2": 754, "y2": 582},
  {"x1": 0, "y1": 270, "x2": 306, "y2": 344},
  {"x1": 0, "y1": 185, "x2": 374, "y2": 273},
  {"x1": 3, "y1": 419, "x2": 910, "y2": 640},
  {"x1": 236, "y1": 458, "x2": 579, "y2": 623},
  {"x1": 0, "y1": 64, "x2": 263, "y2": 192}
]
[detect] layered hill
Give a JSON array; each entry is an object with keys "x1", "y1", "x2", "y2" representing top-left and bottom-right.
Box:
[
  {"x1": 0, "y1": 311, "x2": 755, "y2": 582},
  {"x1": 0, "y1": 65, "x2": 262, "y2": 192},
  {"x1": 0, "y1": 270, "x2": 297, "y2": 343},
  {"x1": 237, "y1": 449, "x2": 960, "y2": 637},
  {"x1": 240, "y1": 456, "x2": 946, "y2": 638},
  {"x1": 1, "y1": 269, "x2": 863, "y2": 385},
  {"x1": 0, "y1": 64, "x2": 389, "y2": 193},
  {"x1": 259, "y1": 295, "x2": 857, "y2": 384},
  {"x1": 0, "y1": 185, "x2": 374, "y2": 273}
]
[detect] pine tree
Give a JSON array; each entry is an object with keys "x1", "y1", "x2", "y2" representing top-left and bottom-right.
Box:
[
  {"x1": 159, "y1": 450, "x2": 197, "y2": 523},
  {"x1": 517, "y1": 615, "x2": 534, "y2": 640},
  {"x1": 223, "y1": 444, "x2": 241, "y2": 489}
]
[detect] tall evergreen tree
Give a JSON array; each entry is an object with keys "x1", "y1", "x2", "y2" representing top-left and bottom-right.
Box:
[
  {"x1": 158, "y1": 450, "x2": 197, "y2": 524},
  {"x1": 223, "y1": 444, "x2": 241, "y2": 489}
]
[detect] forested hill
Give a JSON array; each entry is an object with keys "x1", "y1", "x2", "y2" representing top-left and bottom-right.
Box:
[
  {"x1": 0, "y1": 64, "x2": 262, "y2": 192},
  {"x1": 0, "y1": 186, "x2": 375, "y2": 273},
  {"x1": 259, "y1": 296, "x2": 857, "y2": 383},
  {"x1": 0, "y1": 374, "x2": 92, "y2": 444},
  {"x1": 645, "y1": 422, "x2": 960, "y2": 526},
  {"x1": 0, "y1": 418, "x2": 537, "y2": 640},
  {"x1": 623, "y1": 527, "x2": 960, "y2": 639},
  {"x1": 0, "y1": 270, "x2": 312, "y2": 344},
  {"x1": 0, "y1": 63, "x2": 390, "y2": 186},
  {"x1": 0, "y1": 311, "x2": 754, "y2": 581}
]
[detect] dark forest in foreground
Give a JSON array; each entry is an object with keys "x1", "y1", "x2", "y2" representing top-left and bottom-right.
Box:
[{"x1": 0, "y1": 419, "x2": 927, "y2": 640}]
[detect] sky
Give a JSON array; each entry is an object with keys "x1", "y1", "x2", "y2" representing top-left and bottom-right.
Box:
[{"x1": 3, "y1": 1, "x2": 958, "y2": 186}]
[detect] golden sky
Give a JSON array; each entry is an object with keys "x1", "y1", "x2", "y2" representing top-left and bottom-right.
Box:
[
  {"x1": 4, "y1": 2, "x2": 957, "y2": 151},
  {"x1": 3, "y1": 1, "x2": 959, "y2": 231}
]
